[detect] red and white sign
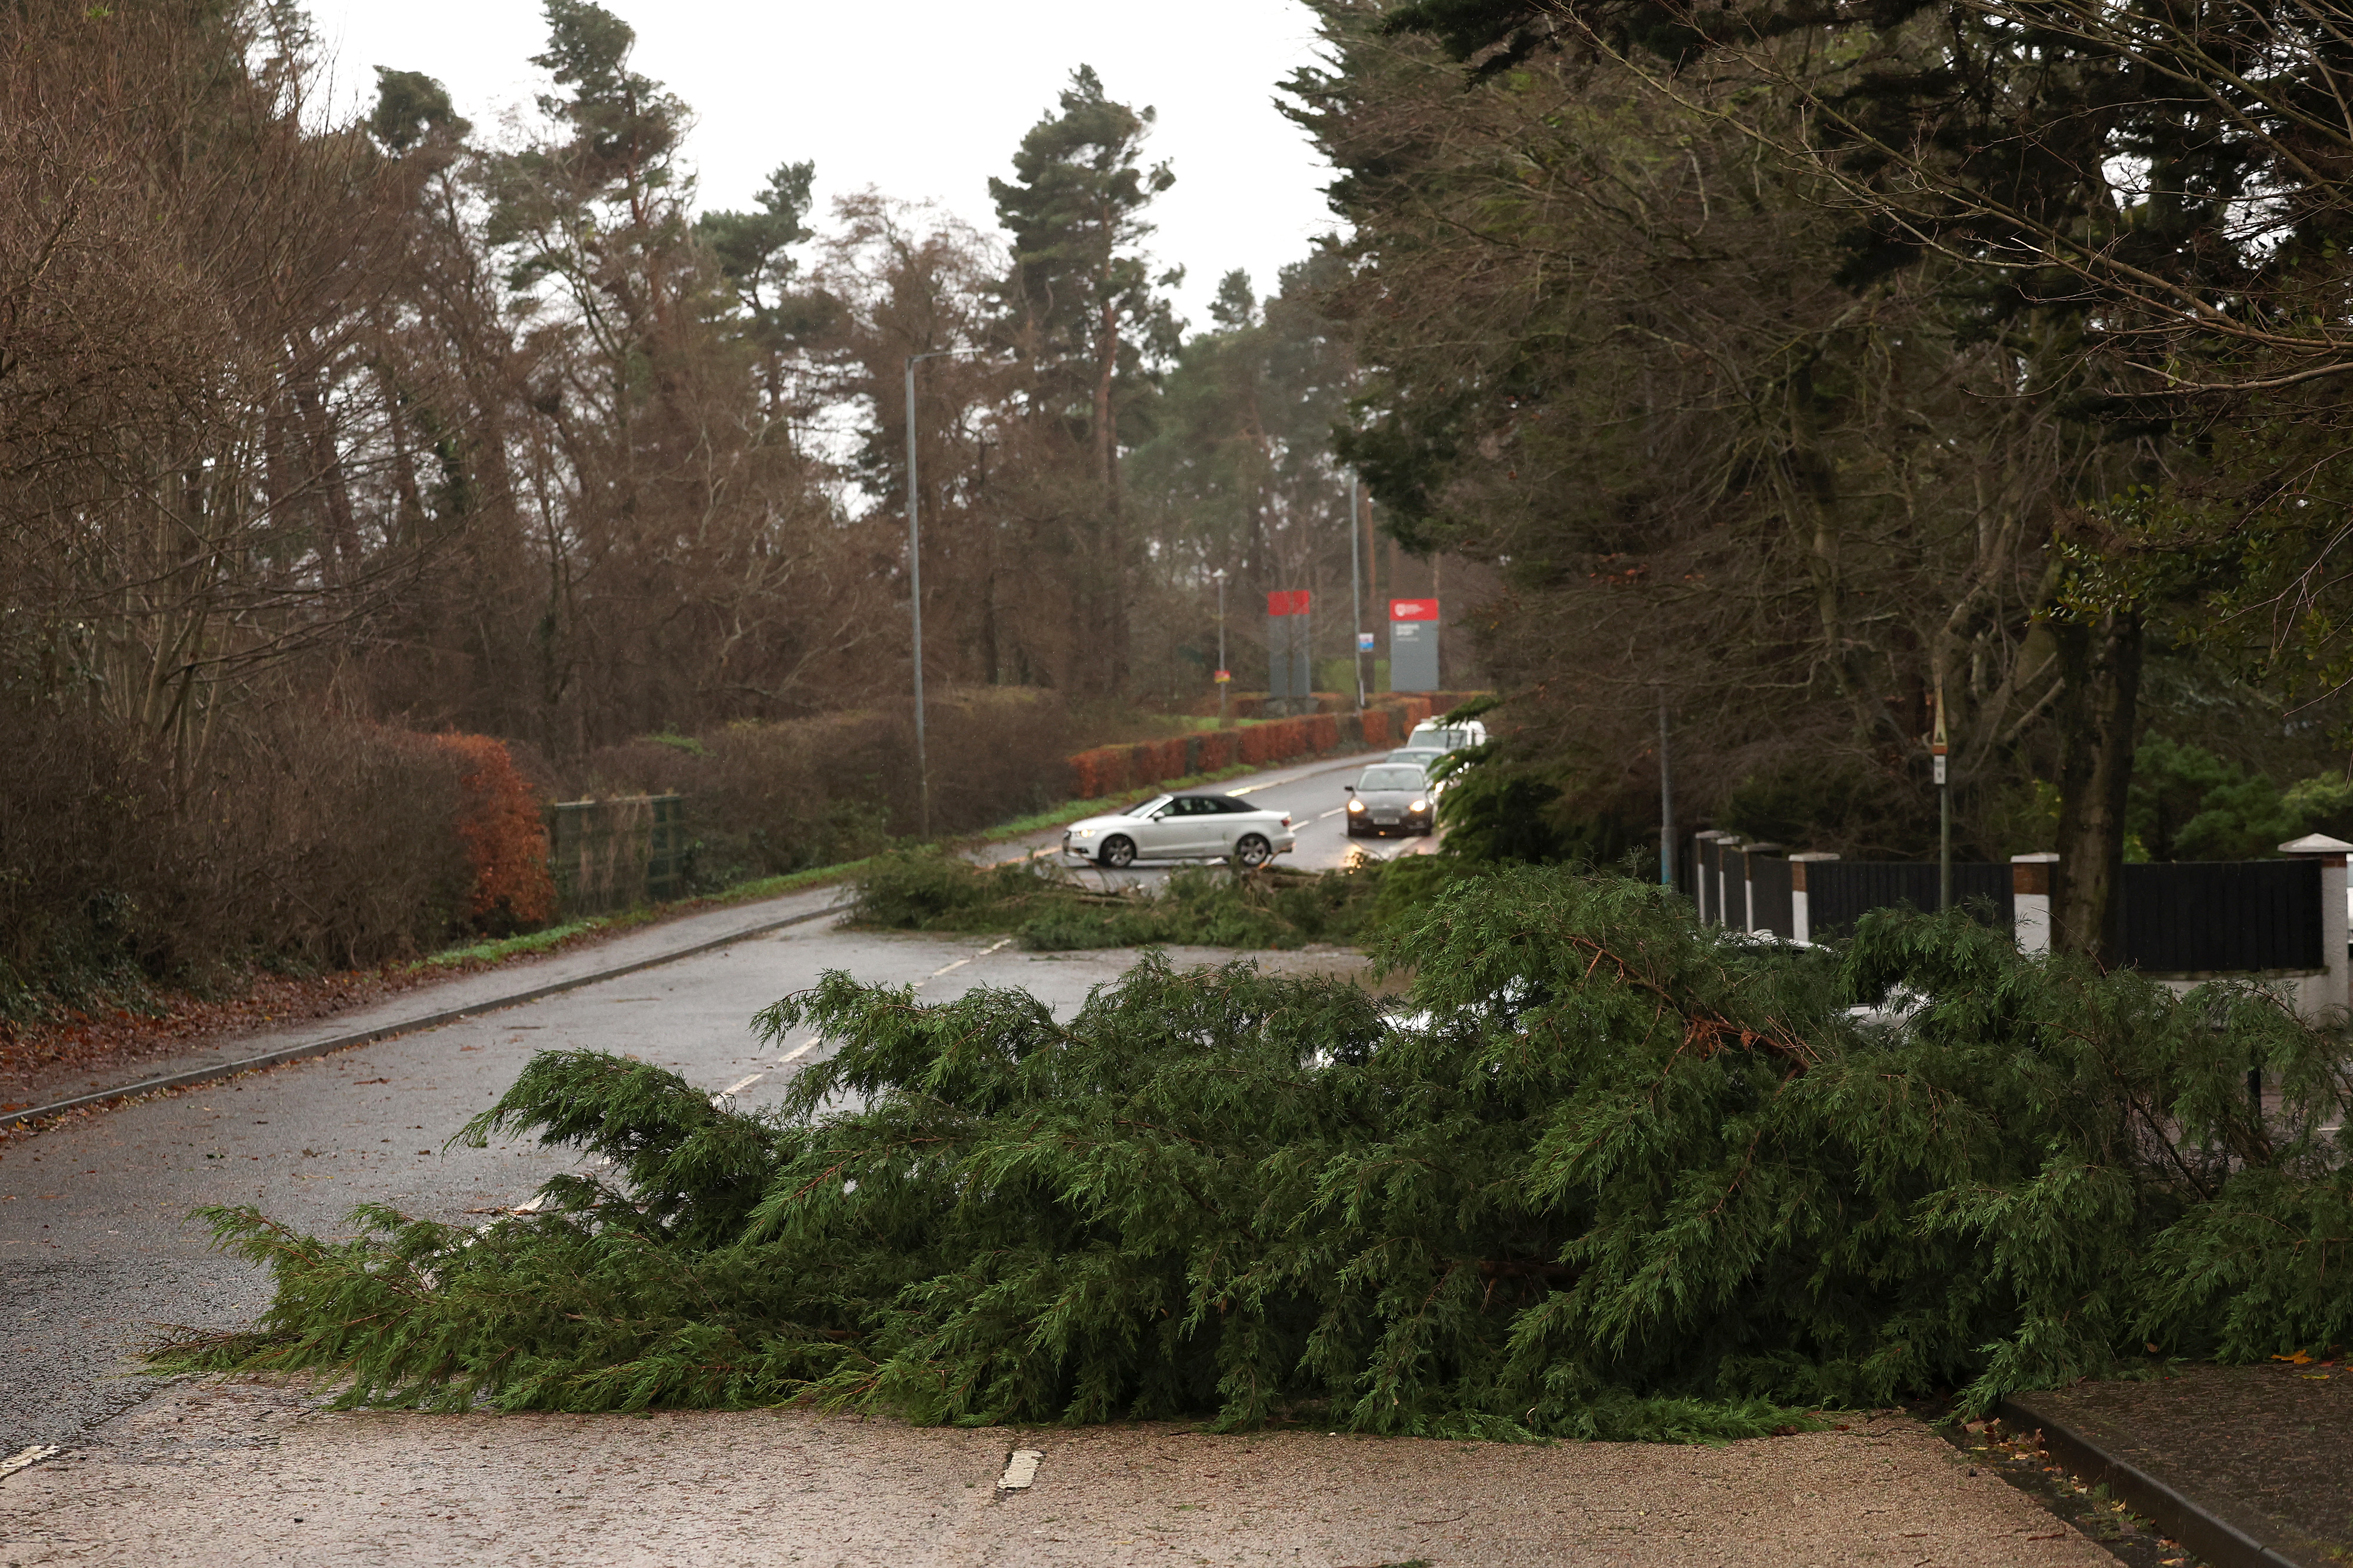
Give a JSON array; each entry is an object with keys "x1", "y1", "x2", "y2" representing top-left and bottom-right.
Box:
[
  {"x1": 1266, "y1": 589, "x2": 1311, "y2": 616},
  {"x1": 1389, "y1": 598, "x2": 1440, "y2": 621},
  {"x1": 1212, "y1": 669, "x2": 1231, "y2": 684}
]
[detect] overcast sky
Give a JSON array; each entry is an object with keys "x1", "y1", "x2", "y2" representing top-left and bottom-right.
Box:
[{"x1": 308, "y1": 0, "x2": 1344, "y2": 329}]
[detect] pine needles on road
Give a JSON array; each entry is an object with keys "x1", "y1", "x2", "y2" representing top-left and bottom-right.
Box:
[{"x1": 155, "y1": 868, "x2": 2353, "y2": 1439}]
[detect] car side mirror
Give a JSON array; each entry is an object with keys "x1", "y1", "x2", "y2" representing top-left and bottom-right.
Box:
[{"x1": 1345, "y1": 785, "x2": 1356, "y2": 793}]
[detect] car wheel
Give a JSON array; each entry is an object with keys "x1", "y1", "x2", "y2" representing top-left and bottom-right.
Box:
[
  {"x1": 1234, "y1": 833, "x2": 1272, "y2": 869},
  {"x1": 1099, "y1": 835, "x2": 1136, "y2": 869}
]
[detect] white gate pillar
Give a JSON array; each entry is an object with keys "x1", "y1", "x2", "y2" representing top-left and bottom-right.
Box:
[
  {"x1": 1789, "y1": 853, "x2": 1839, "y2": 944},
  {"x1": 1694, "y1": 830, "x2": 1737, "y2": 925},
  {"x1": 2011, "y1": 853, "x2": 2059, "y2": 956},
  {"x1": 2279, "y1": 833, "x2": 2352, "y2": 1017}
]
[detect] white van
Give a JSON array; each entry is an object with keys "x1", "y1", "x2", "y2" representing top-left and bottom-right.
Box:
[{"x1": 1407, "y1": 718, "x2": 1487, "y2": 753}]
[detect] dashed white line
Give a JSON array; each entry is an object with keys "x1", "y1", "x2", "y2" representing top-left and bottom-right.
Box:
[
  {"x1": 916, "y1": 937, "x2": 1014, "y2": 988},
  {"x1": 1317, "y1": 806, "x2": 1348, "y2": 820},
  {"x1": 715, "y1": 939, "x2": 1014, "y2": 1104}
]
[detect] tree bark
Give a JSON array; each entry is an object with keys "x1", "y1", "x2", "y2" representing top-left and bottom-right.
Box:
[{"x1": 2049, "y1": 609, "x2": 2143, "y2": 962}]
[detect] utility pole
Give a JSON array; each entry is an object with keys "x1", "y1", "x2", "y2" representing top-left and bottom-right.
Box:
[
  {"x1": 904, "y1": 346, "x2": 994, "y2": 840},
  {"x1": 1933, "y1": 682, "x2": 1951, "y2": 912},
  {"x1": 1212, "y1": 568, "x2": 1228, "y2": 722},
  {"x1": 1348, "y1": 476, "x2": 1365, "y2": 710},
  {"x1": 1658, "y1": 688, "x2": 1675, "y2": 890}
]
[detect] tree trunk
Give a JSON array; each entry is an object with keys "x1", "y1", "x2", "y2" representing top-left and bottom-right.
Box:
[{"x1": 2049, "y1": 609, "x2": 2142, "y2": 962}]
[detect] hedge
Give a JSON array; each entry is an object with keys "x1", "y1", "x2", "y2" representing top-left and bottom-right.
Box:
[{"x1": 1060, "y1": 695, "x2": 1488, "y2": 800}]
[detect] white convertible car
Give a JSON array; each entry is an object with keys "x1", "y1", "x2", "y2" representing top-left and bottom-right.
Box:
[{"x1": 1061, "y1": 792, "x2": 1298, "y2": 869}]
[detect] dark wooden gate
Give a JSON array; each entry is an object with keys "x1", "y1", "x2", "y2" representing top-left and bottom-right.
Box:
[{"x1": 2115, "y1": 859, "x2": 2320, "y2": 973}]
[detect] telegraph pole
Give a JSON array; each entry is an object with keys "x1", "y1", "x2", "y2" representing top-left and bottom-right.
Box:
[{"x1": 904, "y1": 346, "x2": 993, "y2": 839}]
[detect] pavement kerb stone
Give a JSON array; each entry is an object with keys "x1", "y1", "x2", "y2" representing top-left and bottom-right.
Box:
[
  {"x1": 1998, "y1": 1395, "x2": 2311, "y2": 1568},
  {"x1": 0, "y1": 897, "x2": 849, "y2": 1134}
]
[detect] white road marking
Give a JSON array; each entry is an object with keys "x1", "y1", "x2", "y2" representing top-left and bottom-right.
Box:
[
  {"x1": 1318, "y1": 806, "x2": 1348, "y2": 820},
  {"x1": 998, "y1": 1449, "x2": 1043, "y2": 1490},
  {"x1": 711, "y1": 1025, "x2": 841, "y2": 1103},
  {"x1": 1, "y1": 1445, "x2": 61, "y2": 1481},
  {"x1": 916, "y1": 937, "x2": 1014, "y2": 987}
]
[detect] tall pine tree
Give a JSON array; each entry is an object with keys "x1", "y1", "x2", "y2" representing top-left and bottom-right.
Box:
[{"x1": 989, "y1": 66, "x2": 1181, "y2": 693}]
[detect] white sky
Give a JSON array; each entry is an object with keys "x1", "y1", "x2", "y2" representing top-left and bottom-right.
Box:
[{"x1": 307, "y1": 0, "x2": 1345, "y2": 329}]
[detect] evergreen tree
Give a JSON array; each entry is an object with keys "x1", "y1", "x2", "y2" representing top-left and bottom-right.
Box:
[
  {"x1": 989, "y1": 65, "x2": 1182, "y2": 692},
  {"x1": 1125, "y1": 259, "x2": 1358, "y2": 699},
  {"x1": 158, "y1": 871, "x2": 2353, "y2": 1434}
]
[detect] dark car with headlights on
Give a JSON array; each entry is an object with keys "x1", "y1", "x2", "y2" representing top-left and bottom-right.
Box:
[{"x1": 1345, "y1": 764, "x2": 1434, "y2": 838}]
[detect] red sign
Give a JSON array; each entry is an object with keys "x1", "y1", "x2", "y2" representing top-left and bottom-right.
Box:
[
  {"x1": 1389, "y1": 598, "x2": 1440, "y2": 621},
  {"x1": 1212, "y1": 669, "x2": 1231, "y2": 683},
  {"x1": 1266, "y1": 590, "x2": 1311, "y2": 616}
]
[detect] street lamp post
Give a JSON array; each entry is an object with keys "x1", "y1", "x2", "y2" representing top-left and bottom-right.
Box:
[
  {"x1": 1211, "y1": 568, "x2": 1228, "y2": 722},
  {"x1": 904, "y1": 346, "x2": 992, "y2": 840},
  {"x1": 1348, "y1": 475, "x2": 1365, "y2": 710},
  {"x1": 1658, "y1": 688, "x2": 1675, "y2": 889}
]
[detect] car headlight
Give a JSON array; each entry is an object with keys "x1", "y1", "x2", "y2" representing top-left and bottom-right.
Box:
[
  {"x1": 1410, "y1": 799, "x2": 1428, "y2": 812},
  {"x1": 1347, "y1": 799, "x2": 1365, "y2": 812},
  {"x1": 1068, "y1": 827, "x2": 1095, "y2": 838}
]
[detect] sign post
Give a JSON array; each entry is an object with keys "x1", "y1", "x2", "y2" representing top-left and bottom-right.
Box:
[
  {"x1": 1933, "y1": 683, "x2": 1951, "y2": 912},
  {"x1": 1388, "y1": 598, "x2": 1440, "y2": 692}
]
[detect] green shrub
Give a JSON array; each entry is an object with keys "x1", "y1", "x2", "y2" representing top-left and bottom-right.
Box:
[
  {"x1": 158, "y1": 869, "x2": 2352, "y2": 1437},
  {"x1": 848, "y1": 852, "x2": 1381, "y2": 952}
]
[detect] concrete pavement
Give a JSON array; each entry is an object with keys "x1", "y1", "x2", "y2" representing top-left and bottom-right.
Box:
[{"x1": 0, "y1": 1382, "x2": 2115, "y2": 1566}]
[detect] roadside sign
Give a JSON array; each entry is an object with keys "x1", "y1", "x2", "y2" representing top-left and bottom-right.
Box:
[
  {"x1": 1357, "y1": 631, "x2": 1376, "y2": 652},
  {"x1": 1389, "y1": 598, "x2": 1441, "y2": 692},
  {"x1": 1212, "y1": 669, "x2": 1231, "y2": 683}
]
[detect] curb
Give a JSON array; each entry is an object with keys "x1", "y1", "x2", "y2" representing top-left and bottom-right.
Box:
[
  {"x1": 1997, "y1": 1397, "x2": 2311, "y2": 1568},
  {"x1": 1, "y1": 899, "x2": 848, "y2": 1135}
]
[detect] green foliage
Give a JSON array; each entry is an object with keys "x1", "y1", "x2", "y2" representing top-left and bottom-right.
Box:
[
  {"x1": 155, "y1": 869, "x2": 2353, "y2": 1435},
  {"x1": 1721, "y1": 756, "x2": 1925, "y2": 860},
  {"x1": 848, "y1": 852, "x2": 1378, "y2": 951},
  {"x1": 2127, "y1": 737, "x2": 2353, "y2": 861}
]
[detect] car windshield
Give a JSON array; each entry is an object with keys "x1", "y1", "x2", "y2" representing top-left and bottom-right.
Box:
[
  {"x1": 1130, "y1": 795, "x2": 1173, "y2": 818},
  {"x1": 1414, "y1": 728, "x2": 1471, "y2": 750},
  {"x1": 1359, "y1": 766, "x2": 1425, "y2": 792},
  {"x1": 1388, "y1": 749, "x2": 1442, "y2": 765}
]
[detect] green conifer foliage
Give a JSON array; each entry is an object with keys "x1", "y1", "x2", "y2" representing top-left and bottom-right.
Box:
[{"x1": 157, "y1": 869, "x2": 2351, "y2": 1437}]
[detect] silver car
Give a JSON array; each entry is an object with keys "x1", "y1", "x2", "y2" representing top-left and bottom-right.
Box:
[
  {"x1": 1346, "y1": 764, "x2": 1434, "y2": 838},
  {"x1": 1062, "y1": 792, "x2": 1298, "y2": 869}
]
